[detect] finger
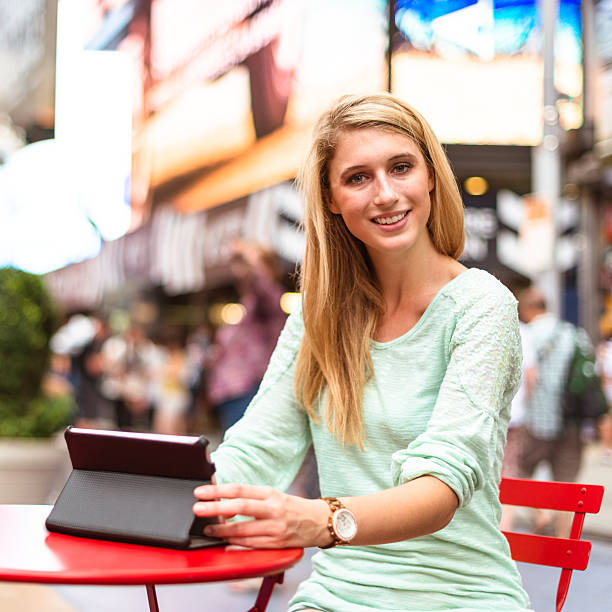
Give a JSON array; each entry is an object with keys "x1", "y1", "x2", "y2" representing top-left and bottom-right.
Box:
[
  {"x1": 193, "y1": 500, "x2": 234, "y2": 518},
  {"x1": 193, "y1": 497, "x2": 278, "y2": 519},
  {"x1": 203, "y1": 518, "x2": 281, "y2": 539},
  {"x1": 224, "y1": 536, "x2": 290, "y2": 549},
  {"x1": 193, "y1": 484, "x2": 218, "y2": 500},
  {"x1": 194, "y1": 483, "x2": 276, "y2": 501}
]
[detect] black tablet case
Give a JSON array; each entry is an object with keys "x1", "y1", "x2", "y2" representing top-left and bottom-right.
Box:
[{"x1": 45, "y1": 427, "x2": 224, "y2": 549}]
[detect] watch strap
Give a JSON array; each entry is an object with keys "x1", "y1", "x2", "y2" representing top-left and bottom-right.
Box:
[{"x1": 319, "y1": 496, "x2": 348, "y2": 549}]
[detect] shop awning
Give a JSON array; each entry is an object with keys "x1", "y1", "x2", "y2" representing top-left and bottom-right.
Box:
[{"x1": 45, "y1": 180, "x2": 304, "y2": 310}]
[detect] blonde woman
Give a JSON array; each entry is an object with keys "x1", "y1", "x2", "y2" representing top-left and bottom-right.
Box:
[{"x1": 194, "y1": 93, "x2": 532, "y2": 612}]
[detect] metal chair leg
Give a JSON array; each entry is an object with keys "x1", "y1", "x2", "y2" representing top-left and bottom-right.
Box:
[
  {"x1": 146, "y1": 584, "x2": 160, "y2": 612},
  {"x1": 247, "y1": 573, "x2": 284, "y2": 612}
]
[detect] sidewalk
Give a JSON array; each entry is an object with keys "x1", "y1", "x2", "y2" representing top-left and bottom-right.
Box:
[{"x1": 0, "y1": 582, "x2": 76, "y2": 612}]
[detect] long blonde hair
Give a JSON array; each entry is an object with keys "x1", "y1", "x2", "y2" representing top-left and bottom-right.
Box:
[{"x1": 295, "y1": 93, "x2": 465, "y2": 447}]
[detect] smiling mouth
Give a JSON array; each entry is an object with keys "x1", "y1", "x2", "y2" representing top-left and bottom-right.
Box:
[{"x1": 372, "y1": 211, "x2": 408, "y2": 225}]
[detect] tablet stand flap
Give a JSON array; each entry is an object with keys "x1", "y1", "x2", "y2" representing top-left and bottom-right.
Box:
[
  {"x1": 46, "y1": 469, "x2": 222, "y2": 549},
  {"x1": 64, "y1": 427, "x2": 215, "y2": 481}
]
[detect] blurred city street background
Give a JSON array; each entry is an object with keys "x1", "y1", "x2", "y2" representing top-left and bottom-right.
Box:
[{"x1": 1, "y1": 0, "x2": 612, "y2": 611}]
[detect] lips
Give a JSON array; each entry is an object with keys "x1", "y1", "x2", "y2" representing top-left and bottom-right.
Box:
[{"x1": 372, "y1": 211, "x2": 408, "y2": 225}]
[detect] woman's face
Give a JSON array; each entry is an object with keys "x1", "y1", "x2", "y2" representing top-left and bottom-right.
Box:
[{"x1": 327, "y1": 128, "x2": 435, "y2": 260}]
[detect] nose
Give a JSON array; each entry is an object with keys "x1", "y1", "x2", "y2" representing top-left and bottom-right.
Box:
[{"x1": 372, "y1": 173, "x2": 398, "y2": 206}]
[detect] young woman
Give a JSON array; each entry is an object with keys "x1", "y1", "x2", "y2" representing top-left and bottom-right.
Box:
[{"x1": 193, "y1": 93, "x2": 532, "y2": 612}]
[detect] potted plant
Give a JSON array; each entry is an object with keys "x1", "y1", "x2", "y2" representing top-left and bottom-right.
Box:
[{"x1": 0, "y1": 266, "x2": 74, "y2": 503}]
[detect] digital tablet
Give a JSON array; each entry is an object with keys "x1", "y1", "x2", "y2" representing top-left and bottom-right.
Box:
[{"x1": 45, "y1": 427, "x2": 223, "y2": 549}]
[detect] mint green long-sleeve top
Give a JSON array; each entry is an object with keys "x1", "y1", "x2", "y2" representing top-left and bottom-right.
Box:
[{"x1": 211, "y1": 268, "x2": 533, "y2": 612}]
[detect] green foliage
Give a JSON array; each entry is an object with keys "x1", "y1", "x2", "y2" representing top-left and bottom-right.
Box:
[
  {"x1": 0, "y1": 267, "x2": 57, "y2": 399},
  {"x1": 0, "y1": 395, "x2": 74, "y2": 438},
  {"x1": 0, "y1": 267, "x2": 72, "y2": 437}
]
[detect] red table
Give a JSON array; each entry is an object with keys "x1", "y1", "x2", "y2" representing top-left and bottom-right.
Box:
[{"x1": 0, "y1": 505, "x2": 303, "y2": 612}]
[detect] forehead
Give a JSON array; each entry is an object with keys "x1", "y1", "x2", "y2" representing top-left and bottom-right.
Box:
[{"x1": 329, "y1": 128, "x2": 422, "y2": 170}]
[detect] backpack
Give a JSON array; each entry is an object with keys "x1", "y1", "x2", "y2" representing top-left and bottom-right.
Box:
[{"x1": 562, "y1": 328, "x2": 608, "y2": 426}]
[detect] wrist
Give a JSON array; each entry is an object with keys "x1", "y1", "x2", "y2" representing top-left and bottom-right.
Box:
[{"x1": 314, "y1": 498, "x2": 335, "y2": 548}]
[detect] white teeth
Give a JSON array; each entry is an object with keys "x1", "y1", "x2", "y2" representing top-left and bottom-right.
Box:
[{"x1": 373, "y1": 211, "x2": 407, "y2": 225}]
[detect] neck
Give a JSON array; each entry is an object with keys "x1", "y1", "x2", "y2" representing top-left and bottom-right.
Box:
[{"x1": 369, "y1": 246, "x2": 462, "y2": 314}]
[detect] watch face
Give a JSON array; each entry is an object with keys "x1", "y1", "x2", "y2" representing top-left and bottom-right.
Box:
[{"x1": 333, "y1": 508, "x2": 357, "y2": 541}]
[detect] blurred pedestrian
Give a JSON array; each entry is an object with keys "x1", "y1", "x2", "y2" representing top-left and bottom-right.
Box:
[
  {"x1": 206, "y1": 239, "x2": 287, "y2": 433},
  {"x1": 184, "y1": 324, "x2": 213, "y2": 429},
  {"x1": 43, "y1": 352, "x2": 74, "y2": 398},
  {"x1": 193, "y1": 93, "x2": 531, "y2": 612},
  {"x1": 101, "y1": 323, "x2": 159, "y2": 431},
  {"x1": 50, "y1": 313, "x2": 100, "y2": 396},
  {"x1": 517, "y1": 285, "x2": 593, "y2": 537},
  {"x1": 70, "y1": 317, "x2": 115, "y2": 429},
  {"x1": 152, "y1": 335, "x2": 191, "y2": 435}
]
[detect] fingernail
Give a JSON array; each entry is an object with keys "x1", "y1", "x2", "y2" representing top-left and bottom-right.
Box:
[{"x1": 204, "y1": 526, "x2": 212, "y2": 536}]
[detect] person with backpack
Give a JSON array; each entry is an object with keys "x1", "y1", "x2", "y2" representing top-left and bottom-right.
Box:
[{"x1": 517, "y1": 284, "x2": 607, "y2": 537}]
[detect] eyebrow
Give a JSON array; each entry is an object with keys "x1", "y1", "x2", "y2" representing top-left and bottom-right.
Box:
[{"x1": 338, "y1": 152, "x2": 419, "y2": 181}]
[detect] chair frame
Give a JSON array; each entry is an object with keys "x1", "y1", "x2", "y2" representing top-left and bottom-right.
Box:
[{"x1": 499, "y1": 477, "x2": 604, "y2": 612}]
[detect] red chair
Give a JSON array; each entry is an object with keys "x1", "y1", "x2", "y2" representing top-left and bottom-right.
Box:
[{"x1": 499, "y1": 477, "x2": 604, "y2": 612}]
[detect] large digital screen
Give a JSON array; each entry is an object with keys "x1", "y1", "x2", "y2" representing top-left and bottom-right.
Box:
[{"x1": 392, "y1": 0, "x2": 583, "y2": 145}]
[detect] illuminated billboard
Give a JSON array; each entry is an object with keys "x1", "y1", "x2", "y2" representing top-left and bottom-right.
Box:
[{"x1": 392, "y1": 0, "x2": 583, "y2": 145}]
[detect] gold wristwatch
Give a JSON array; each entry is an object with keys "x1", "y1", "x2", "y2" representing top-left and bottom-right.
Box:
[{"x1": 319, "y1": 497, "x2": 357, "y2": 548}]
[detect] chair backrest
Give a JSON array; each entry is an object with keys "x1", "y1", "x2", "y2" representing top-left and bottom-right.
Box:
[{"x1": 499, "y1": 477, "x2": 604, "y2": 612}]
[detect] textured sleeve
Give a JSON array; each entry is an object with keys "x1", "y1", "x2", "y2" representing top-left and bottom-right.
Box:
[
  {"x1": 211, "y1": 305, "x2": 312, "y2": 492},
  {"x1": 390, "y1": 287, "x2": 522, "y2": 507}
]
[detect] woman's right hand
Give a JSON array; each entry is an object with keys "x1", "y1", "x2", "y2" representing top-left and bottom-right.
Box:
[{"x1": 193, "y1": 483, "x2": 331, "y2": 549}]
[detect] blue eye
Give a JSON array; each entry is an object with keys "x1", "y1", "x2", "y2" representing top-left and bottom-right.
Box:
[
  {"x1": 348, "y1": 173, "x2": 366, "y2": 185},
  {"x1": 393, "y1": 163, "x2": 412, "y2": 174}
]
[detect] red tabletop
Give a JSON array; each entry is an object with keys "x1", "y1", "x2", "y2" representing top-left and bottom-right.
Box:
[{"x1": 0, "y1": 505, "x2": 303, "y2": 586}]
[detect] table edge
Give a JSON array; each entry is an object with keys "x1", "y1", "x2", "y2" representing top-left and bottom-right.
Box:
[{"x1": 0, "y1": 548, "x2": 304, "y2": 585}]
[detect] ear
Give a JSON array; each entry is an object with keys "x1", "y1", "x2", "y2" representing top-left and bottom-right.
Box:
[
  {"x1": 325, "y1": 187, "x2": 340, "y2": 214},
  {"x1": 328, "y1": 197, "x2": 340, "y2": 214},
  {"x1": 428, "y1": 167, "x2": 435, "y2": 192}
]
